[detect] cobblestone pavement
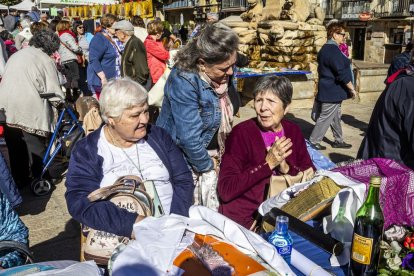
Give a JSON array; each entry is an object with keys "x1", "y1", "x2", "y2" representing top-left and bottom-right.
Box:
[{"x1": 16, "y1": 98, "x2": 376, "y2": 262}]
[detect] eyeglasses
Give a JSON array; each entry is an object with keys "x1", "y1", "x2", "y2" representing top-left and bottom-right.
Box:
[
  {"x1": 77, "y1": 26, "x2": 84, "y2": 29},
  {"x1": 337, "y1": 32, "x2": 346, "y2": 36}
]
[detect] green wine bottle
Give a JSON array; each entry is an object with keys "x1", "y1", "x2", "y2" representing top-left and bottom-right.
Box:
[{"x1": 349, "y1": 176, "x2": 384, "y2": 276}]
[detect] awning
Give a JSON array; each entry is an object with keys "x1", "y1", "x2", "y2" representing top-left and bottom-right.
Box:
[
  {"x1": 0, "y1": 4, "x2": 8, "y2": 9},
  {"x1": 40, "y1": 0, "x2": 115, "y2": 6},
  {"x1": 9, "y1": 0, "x2": 35, "y2": 11}
]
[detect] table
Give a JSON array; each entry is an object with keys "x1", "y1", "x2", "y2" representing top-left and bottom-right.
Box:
[{"x1": 235, "y1": 69, "x2": 311, "y2": 79}]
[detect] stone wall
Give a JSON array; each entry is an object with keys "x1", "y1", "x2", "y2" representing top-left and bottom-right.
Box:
[{"x1": 364, "y1": 21, "x2": 410, "y2": 64}]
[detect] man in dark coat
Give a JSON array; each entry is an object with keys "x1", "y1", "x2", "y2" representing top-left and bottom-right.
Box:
[{"x1": 112, "y1": 20, "x2": 150, "y2": 90}]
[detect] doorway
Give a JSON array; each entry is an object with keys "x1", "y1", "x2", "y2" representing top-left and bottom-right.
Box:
[{"x1": 353, "y1": 28, "x2": 366, "y2": 60}]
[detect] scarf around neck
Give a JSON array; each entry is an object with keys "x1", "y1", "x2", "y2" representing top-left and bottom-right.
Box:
[
  {"x1": 199, "y1": 71, "x2": 234, "y2": 158},
  {"x1": 58, "y1": 29, "x2": 77, "y2": 40}
]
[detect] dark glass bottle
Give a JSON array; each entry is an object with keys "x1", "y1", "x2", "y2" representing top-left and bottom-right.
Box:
[{"x1": 349, "y1": 176, "x2": 384, "y2": 276}]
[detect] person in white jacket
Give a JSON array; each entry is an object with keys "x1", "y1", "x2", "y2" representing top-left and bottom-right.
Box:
[
  {"x1": 57, "y1": 20, "x2": 83, "y2": 103},
  {"x1": 0, "y1": 37, "x2": 7, "y2": 79},
  {"x1": 14, "y1": 19, "x2": 32, "y2": 50},
  {"x1": 0, "y1": 29, "x2": 64, "y2": 187}
]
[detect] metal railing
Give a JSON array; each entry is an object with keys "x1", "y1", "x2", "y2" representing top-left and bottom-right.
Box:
[
  {"x1": 341, "y1": 1, "x2": 371, "y2": 19},
  {"x1": 321, "y1": 0, "x2": 335, "y2": 18},
  {"x1": 221, "y1": 0, "x2": 246, "y2": 10},
  {"x1": 164, "y1": 0, "x2": 194, "y2": 9},
  {"x1": 374, "y1": 0, "x2": 413, "y2": 17}
]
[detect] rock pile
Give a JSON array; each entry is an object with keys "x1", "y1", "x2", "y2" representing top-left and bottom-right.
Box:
[{"x1": 220, "y1": 0, "x2": 327, "y2": 72}]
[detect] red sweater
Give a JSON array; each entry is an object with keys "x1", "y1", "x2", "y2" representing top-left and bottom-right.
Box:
[
  {"x1": 144, "y1": 35, "x2": 169, "y2": 84},
  {"x1": 218, "y1": 118, "x2": 315, "y2": 228}
]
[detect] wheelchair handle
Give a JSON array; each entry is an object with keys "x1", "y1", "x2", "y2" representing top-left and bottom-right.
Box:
[{"x1": 40, "y1": 93, "x2": 64, "y2": 101}]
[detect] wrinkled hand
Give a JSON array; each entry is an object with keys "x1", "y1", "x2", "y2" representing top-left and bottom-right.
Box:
[{"x1": 265, "y1": 136, "x2": 293, "y2": 170}]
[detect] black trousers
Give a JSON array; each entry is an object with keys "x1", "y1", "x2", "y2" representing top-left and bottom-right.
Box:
[
  {"x1": 62, "y1": 60, "x2": 80, "y2": 103},
  {"x1": 4, "y1": 126, "x2": 48, "y2": 187}
]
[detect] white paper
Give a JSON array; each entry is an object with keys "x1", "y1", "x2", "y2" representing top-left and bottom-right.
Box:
[{"x1": 291, "y1": 250, "x2": 332, "y2": 276}]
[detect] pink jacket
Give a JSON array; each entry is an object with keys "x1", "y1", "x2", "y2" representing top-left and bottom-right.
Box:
[{"x1": 144, "y1": 35, "x2": 169, "y2": 84}]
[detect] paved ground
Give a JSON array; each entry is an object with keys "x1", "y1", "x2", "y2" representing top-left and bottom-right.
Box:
[{"x1": 15, "y1": 97, "x2": 377, "y2": 262}]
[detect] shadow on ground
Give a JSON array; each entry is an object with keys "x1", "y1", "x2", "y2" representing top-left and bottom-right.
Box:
[
  {"x1": 16, "y1": 185, "x2": 55, "y2": 216},
  {"x1": 31, "y1": 219, "x2": 80, "y2": 262},
  {"x1": 285, "y1": 113, "x2": 314, "y2": 138},
  {"x1": 329, "y1": 152, "x2": 356, "y2": 164},
  {"x1": 341, "y1": 114, "x2": 369, "y2": 132}
]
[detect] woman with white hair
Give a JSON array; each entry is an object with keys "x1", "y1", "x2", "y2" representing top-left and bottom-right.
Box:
[{"x1": 65, "y1": 78, "x2": 194, "y2": 238}]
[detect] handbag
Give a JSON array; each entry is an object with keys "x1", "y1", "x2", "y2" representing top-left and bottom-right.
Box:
[
  {"x1": 76, "y1": 54, "x2": 84, "y2": 66},
  {"x1": 60, "y1": 41, "x2": 84, "y2": 66},
  {"x1": 311, "y1": 100, "x2": 321, "y2": 122},
  {"x1": 148, "y1": 68, "x2": 171, "y2": 107},
  {"x1": 267, "y1": 167, "x2": 315, "y2": 199},
  {"x1": 81, "y1": 175, "x2": 154, "y2": 265}
]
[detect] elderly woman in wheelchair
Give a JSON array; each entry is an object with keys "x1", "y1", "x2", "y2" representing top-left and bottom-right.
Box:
[{"x1": 65, "y1": 78, "x2": 194, "y2": 239}]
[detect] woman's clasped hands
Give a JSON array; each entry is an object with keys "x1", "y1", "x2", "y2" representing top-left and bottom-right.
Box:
[{"x1": 265, "y1": 136, "x2": 292, "y2": 174}]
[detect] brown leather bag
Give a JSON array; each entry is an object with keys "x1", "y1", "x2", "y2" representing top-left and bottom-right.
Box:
[
  {"x1": 81, "y1": 175, "x2": 153, "y2": 265},
  {"x1": 267, "y1": 167, "x2": 315, "y2": 199}
]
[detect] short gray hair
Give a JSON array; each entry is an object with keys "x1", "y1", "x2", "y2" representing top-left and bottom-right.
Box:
[
  {"x1": 253, "y1": 76, "x2": 293, "y2": 109},
  {"x1": 100, "y1": 78, "x2": 148, "y2": 123},
  {"x1": 174, "y1": 23, "x2": 239, "y2": 73},
  {"x1": 118, "y1": 29, "x2": 134, "y2": 36}
]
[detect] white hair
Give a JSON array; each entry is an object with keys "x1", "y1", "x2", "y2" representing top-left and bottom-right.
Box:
[{"x1": 100, "y1": 78, "x2": 148, "y2": 123}]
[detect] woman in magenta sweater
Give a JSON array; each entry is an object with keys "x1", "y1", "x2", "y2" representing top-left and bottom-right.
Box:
[{"x1": 218, "y1": 76, "x2": 315, "y2": 228}]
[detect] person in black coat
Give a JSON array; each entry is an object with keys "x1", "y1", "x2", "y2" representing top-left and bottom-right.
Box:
[
  {"x1": 309, "y1": 22, "x2": 356, "y2": 150},
  {"x1": 386, "y1": 42, "x2": 413, "y2": 79},
  {"x1": 358, "y1": 53, "x2": 414, "y2": 169}
]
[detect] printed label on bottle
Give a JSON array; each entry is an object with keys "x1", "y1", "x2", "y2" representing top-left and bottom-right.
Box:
[
  {"x1": 276, "y1": 245, "x2": 292, "y2": 256},
  {"x1": 351, "y1": 233, "x2": 373, "y2": 265}
]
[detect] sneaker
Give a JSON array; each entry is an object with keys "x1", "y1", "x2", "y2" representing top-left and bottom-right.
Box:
[
  {"x1": 331, "y1": 141, "x2": 352, "y2": 149},
  {"x1": 310, "y1": 142, "x2": 326, "y2": 150}
]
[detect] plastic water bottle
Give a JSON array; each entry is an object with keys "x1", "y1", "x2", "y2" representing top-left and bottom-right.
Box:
[{"x1": 268, "y1": 215, "x2": 293, "y2": 264}]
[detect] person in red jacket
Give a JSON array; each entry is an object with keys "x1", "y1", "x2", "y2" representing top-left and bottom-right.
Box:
[
  {"x1": 144, "y1": 20, "x2": 170, "y2": 86},
  {"x1": 218, "y1": 76, "x2": 315, "y2": 229}
]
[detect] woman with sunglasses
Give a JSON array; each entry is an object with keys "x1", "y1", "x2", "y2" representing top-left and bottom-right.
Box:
[
  {"x1": 74, "y1": 21, "x2": 93, "y2": 96},
  {"x1": 309, "y1": 22, "x2": 356, "y2": 150}
]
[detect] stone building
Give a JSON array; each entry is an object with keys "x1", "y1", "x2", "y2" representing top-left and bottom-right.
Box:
[{"x1": 334, "y1": 0, "x2": 413, "y2": 63}]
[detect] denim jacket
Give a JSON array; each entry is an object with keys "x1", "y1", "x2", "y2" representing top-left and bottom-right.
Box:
[{"x1": 157, "y1": 68, "x2": 222, "y2": 173}]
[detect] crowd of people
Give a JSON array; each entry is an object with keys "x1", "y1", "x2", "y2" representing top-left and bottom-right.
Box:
[{"x1": 0, "y1": 8, "x2": 412, "y2": 272}]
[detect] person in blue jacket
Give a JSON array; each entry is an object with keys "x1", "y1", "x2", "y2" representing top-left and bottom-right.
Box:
[
  {"x1": 87, "y1": 13, "x2": 120, "y2": 98},
  {"x1": 65, "y1": 78, "x2": 194, "y2": 238},
  {"x1": 0, "y1": 152, "x2": 28, "y2": 269},
  {"x1": 309, "y1": 22, "x2": 356, "y2": 150}
]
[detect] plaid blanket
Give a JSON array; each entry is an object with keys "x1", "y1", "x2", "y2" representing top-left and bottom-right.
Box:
[{"x1": 333, "y1": 158, "x2": 414, "y2": 229}]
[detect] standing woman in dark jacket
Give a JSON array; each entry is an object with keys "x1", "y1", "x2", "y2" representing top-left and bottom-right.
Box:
[{"x1": 309, "y1": 22, "x2": 356, "y2": 150}]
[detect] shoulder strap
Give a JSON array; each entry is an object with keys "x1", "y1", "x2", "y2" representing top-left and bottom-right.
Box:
[
  {"x1": 101, "y1": 32, "x2": 122, "y2": 54},
  {"x1": 102, "y1": 32, "x2": 115, "y2": 45},
  {"x1": 60, "y1": 41, "x2": 78, "y2": 54}
]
